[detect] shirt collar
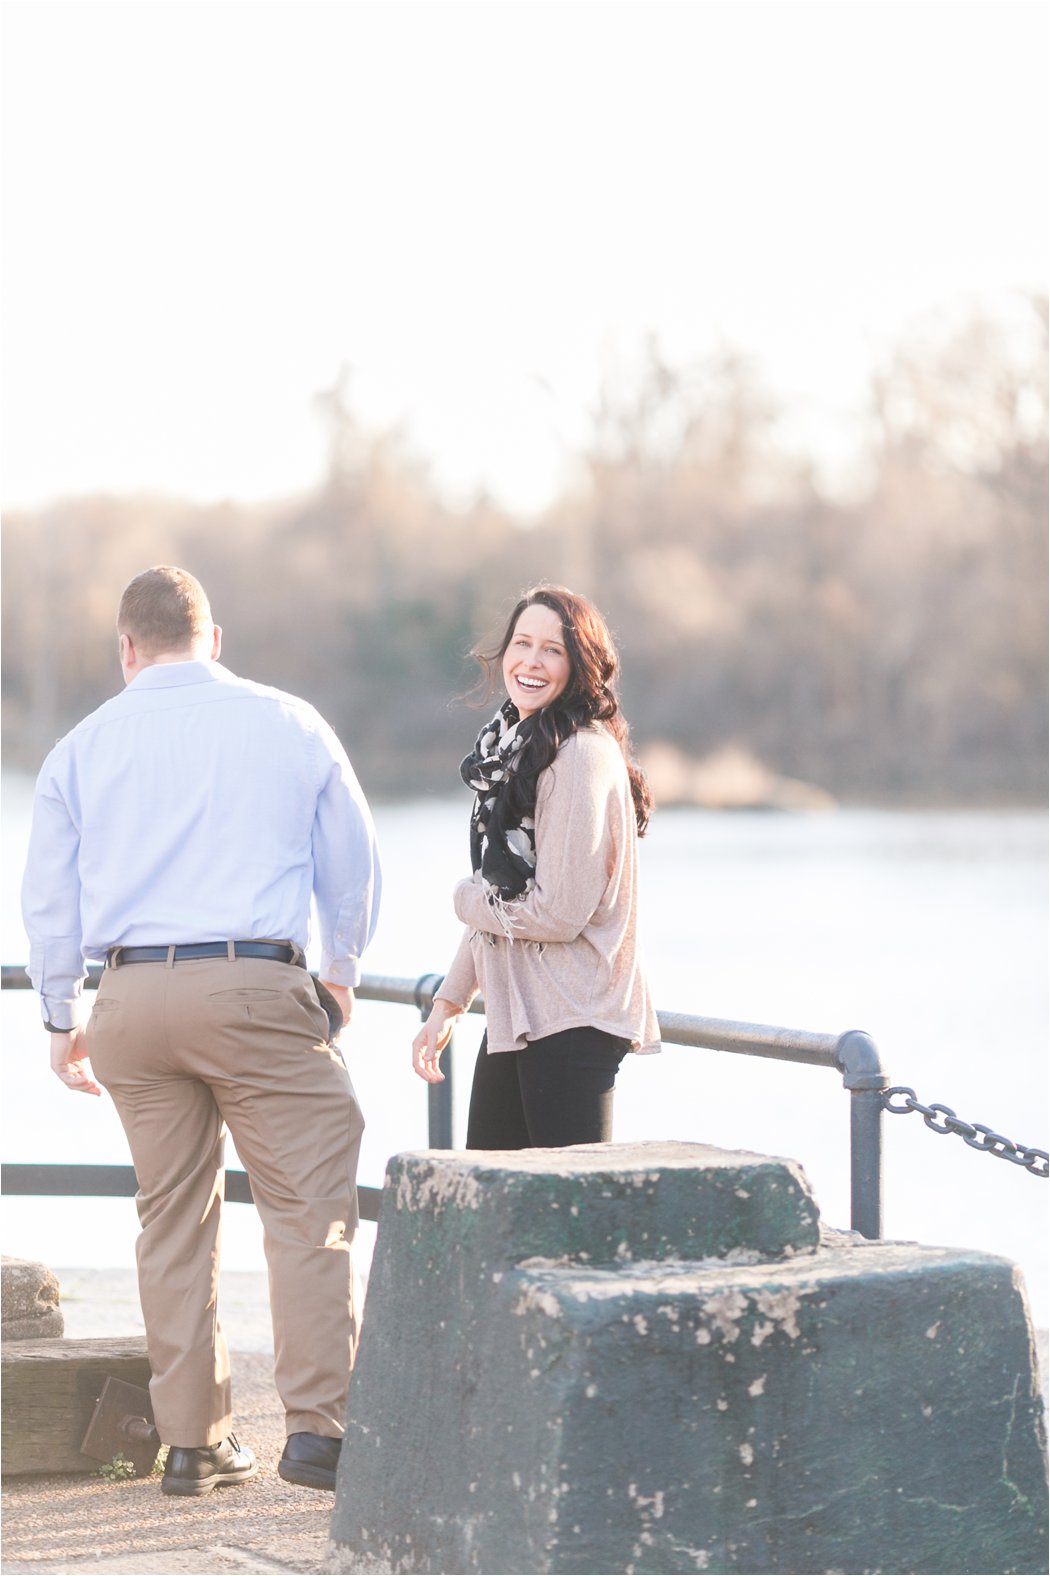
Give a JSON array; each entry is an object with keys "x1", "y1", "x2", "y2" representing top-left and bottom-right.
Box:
[{"x1": 126, "y1": 660, "x2": 231, "y2": 691}]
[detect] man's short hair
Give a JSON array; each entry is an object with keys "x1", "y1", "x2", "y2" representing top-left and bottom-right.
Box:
[{"x1": 117, "y1": 566, "x2": 212, "y2": 656}]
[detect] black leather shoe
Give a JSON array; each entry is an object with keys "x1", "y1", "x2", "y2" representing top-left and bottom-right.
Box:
[
  {"x1": 161, "y1": 1434, "x2": 257, "y2": 1496},
  {"x1": 278, "y1": 1431, "x2": 342, "y2": 1491}
]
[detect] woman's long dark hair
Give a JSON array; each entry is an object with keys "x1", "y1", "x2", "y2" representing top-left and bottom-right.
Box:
[{"x1": 473, "y1": 585, "x2": 653, "y2": 836}]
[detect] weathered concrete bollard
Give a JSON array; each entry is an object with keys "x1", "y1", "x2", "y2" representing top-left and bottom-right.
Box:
[
  {"x1": 2, "y1": 1256, "x2": 64, "y2": 1341},
  {"x1": 327, "y1": 1142, "x2": 1048, "y2": 1575}
]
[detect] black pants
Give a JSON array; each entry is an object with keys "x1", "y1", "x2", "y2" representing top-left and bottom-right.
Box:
[{"x1": 465, "y1": 1025, "x2": 630, "y2": 1149}]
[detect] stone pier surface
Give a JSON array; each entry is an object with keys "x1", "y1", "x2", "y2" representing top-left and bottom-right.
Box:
[{"x1": 328, "y1": 1141, "x2": 1049, "y2": 1576}]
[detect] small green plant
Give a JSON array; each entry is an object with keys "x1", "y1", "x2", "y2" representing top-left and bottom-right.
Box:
[
  {"x1": 97, "y1": 1453, "x2": 136, "y2": 1481},
  {"x1": 96, "y1": 1443, "x2": 167, "y2": 1481}
]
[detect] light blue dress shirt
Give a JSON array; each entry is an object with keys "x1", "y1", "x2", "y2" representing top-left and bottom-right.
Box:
[{"x1": 21, "y1": 660, "x2": 381, "y2": 1028}]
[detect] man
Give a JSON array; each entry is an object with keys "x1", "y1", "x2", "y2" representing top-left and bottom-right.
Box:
[{"x1": 21, "y1": 565, "x2": 380, "y2": 1496}]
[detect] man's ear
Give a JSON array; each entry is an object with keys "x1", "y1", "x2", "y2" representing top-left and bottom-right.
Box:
[
  {"x1": 118, "y1": 633, "x2": 136, "y2": 678},
  {"x1": 210, "y1": 624, "x2": 222, "y2": 661}
]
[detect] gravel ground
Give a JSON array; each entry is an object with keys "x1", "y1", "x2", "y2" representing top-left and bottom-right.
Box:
[{"x1": 1, "y1": 1350, "x2": 335, "y2": 1575}]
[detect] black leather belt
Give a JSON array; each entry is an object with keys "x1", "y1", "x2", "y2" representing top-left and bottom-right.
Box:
[{"x1": 108, "y1": 942, "x2": 303, "y2": 968}]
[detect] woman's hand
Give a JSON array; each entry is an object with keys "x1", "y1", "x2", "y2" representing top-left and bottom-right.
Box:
[{"x1": 412, "y1": 997, "x2": 463, "y2": 1083}]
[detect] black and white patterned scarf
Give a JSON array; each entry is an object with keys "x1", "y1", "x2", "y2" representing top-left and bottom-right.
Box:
[{"x1": 460, "y1": 700, "x2": 539, "y2": 907}]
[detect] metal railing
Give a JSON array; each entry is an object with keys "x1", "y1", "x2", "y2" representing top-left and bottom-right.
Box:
[{"x1": 1, "y1": 965, "x2": 889, "y2": 1238}]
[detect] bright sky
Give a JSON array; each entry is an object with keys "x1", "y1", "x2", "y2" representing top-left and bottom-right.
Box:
[{"x1": 2, "y1": 0, "x2": 1046, "y2": 515}]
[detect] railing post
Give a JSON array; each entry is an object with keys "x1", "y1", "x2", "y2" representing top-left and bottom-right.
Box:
[
  {"x1": 848, "y1": 1089, "x2": 884, "y2": 1240},
  {"x1": 836, "y1": 1030, "x2": 888, "y2": 1239},
  {"x1": 415, "y1": 972, "x2": 453, "y2": 1149}
]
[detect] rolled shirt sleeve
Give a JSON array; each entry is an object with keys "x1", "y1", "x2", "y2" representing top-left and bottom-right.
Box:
[
  {"x1": 21, "y1": 748, "x2": 87, "y2": 1028},
  {"x1": 311, "y1": 721, "x2": 382, "y2": 986}
]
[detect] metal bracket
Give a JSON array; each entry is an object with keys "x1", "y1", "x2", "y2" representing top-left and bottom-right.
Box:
[
  {"x1": 80, "y1": 1375, "x2": 160, "y2": 1477},
  {"x1": 835, "y1": 1029, "x2": 889, "y2": 1091}
]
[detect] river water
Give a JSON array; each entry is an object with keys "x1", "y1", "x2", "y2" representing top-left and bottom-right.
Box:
[{"x1": 3, "y1": 772, "x2": 1047, "y2": 1324}]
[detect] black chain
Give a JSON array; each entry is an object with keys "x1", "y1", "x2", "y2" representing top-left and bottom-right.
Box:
[{"x1": 881, "y1": 1087, "x2": 1048, "y2": 1178}]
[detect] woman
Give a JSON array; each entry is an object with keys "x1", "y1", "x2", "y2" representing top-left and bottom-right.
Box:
[{"x1": 412, "y1": 584, "x2": 660, "y2": 1148}]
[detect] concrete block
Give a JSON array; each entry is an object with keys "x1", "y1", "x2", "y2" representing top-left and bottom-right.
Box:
[
  {"x1": 373, "y1": 1142, "x2": 820, "y2": 1275},
  {"x1": 1, "y1": 1256, "x2": 64, "y2": 1341},
  {"x1": 328, "y1": 1144, "x2": 1048, "y2": 1575}
]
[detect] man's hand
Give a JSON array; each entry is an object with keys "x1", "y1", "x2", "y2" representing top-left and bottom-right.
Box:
[
  {"x1": 50, "y1": 1026, "x2": 102, "y2": 1097},
  {"x1": 320, "y1": 981, "x2": 353, "y2": 1030}
]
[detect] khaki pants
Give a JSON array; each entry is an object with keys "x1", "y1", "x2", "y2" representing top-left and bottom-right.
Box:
[{"x1": 86, "y1": 955, "x2": 364, "y2": 1447}]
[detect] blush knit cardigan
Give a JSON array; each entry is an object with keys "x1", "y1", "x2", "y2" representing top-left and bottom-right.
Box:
[{"x1": 440, "y1": 724, "x2": 661, "y2": 1056}]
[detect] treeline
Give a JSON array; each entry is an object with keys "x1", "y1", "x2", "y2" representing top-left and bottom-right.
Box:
[{"x1": 2, "y1": 299, "x2": 1047, "y2": 804}]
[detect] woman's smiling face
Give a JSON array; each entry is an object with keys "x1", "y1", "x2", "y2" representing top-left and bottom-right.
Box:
[{"x1": 502, "y1": 602, "x2": 572, "y2": 718}]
